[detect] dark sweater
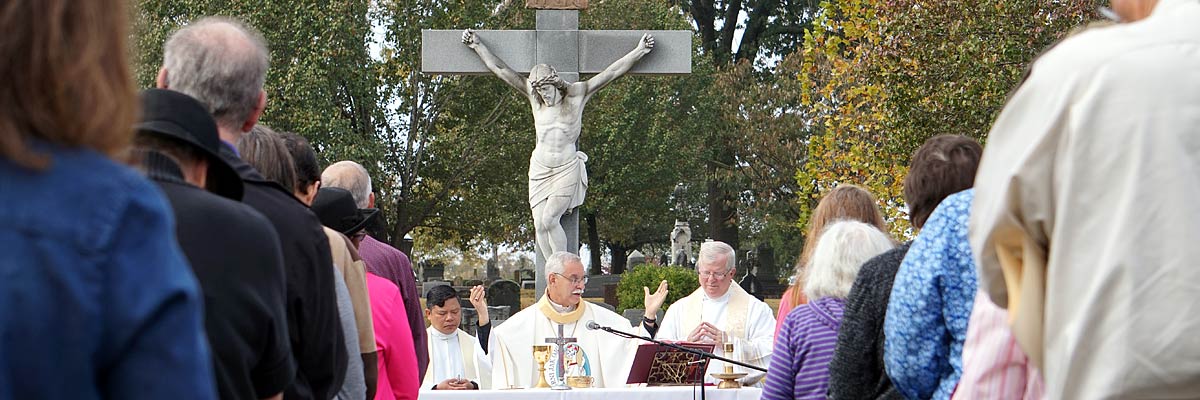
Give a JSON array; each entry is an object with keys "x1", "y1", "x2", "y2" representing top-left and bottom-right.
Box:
[{"x1": 827, "y1": 243, "x2": 911, "y2": 400}]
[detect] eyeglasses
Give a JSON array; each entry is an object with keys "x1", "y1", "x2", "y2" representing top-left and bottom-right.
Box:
[
  {"x1": 699, "y1": 270, "x2": 731, "y2": 279},
  {"x1": 553, "y1": 272, "x2": 589, "y2": 285}
]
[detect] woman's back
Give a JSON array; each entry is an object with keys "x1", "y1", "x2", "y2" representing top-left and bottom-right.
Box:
[{"x1": 0, "y1": 142, "x2": 214, "y2": 399}]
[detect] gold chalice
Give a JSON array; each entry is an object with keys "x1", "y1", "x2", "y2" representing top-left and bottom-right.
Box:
[
  {"x1": 711, "y1": 342, "x2": 746, "y2": 389},
  {"x1": 533, "y1": 345, "x2": 552, "y2": 388}
]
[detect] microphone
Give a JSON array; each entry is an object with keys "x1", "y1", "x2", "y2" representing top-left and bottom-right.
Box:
[{"x1": 586, "y1": 321, "x2": 601, "y2": 330}]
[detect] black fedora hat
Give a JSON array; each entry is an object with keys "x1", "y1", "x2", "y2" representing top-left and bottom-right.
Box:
[
  {"x1": 135, "y1": 89, "x2": 243, "y2": 201},
  {"x1": 312, "y1": 187, "x2": 379, "y2": 236}
]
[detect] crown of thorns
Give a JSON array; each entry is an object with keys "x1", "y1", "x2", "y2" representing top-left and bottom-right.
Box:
[{"x1": 528, "y1": 71, "x2": 568, "y2": 91}]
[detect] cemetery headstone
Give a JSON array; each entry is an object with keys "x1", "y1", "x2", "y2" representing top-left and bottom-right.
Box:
[
  {"x1": 626, "y1": 250, "x2": 646, "y2": 267},
  {"x1": 487, "y1": 280, "x2": 522, "y2": 315},
  {"x1": 421, "y1": 280, "x2": 451, "y2": 297}
]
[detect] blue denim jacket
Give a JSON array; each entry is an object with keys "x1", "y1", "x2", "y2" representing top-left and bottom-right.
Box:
[{"x1": 0, "y1": 143, "x2": 215, "y2": 399}]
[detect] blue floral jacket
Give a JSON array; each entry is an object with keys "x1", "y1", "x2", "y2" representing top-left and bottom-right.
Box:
[{"x1": 884, "y1": 189, "x2": 977, "y2": 400}]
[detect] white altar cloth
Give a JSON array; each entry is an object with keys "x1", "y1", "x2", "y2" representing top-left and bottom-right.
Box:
[{"x1": 417, "y1": 386, "x2": 761, "y2": 400}]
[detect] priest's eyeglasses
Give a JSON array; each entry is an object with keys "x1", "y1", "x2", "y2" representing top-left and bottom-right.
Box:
[
  {"x1": 699, "y1": 270, "x2": 731, "y2": 279},
  {"x1": 553, "y1": 272, "x2": 589, "y2": 285}
]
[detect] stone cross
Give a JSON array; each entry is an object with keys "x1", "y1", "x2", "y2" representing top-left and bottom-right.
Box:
[
  {"x1": 421, "y1": 5, "x2": 691, "y2": 298},
  {"x1": 545, "y1": 323, "x2": 577, "y2": 388}
]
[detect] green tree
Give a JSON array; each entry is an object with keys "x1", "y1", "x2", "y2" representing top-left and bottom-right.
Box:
[{"x1": 797, "y1": 0, "x2": 1095, "y2": 237}]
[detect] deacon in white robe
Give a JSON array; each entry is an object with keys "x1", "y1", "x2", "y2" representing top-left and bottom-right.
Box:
[
  {"x1": 969, "y1": 0, "x2": 1200, "y2": 397},
  {"x1": 654, "y1": 241, "x2": 775, "y2": 386},
  {"x1": 490, "y1": 252, "x2": 669, "y2": 389},
  {"x1": 421, "y1": 285, "x2": 492, "y2": 390}
]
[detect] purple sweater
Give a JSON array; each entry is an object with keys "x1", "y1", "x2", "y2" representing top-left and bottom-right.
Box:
[{"x1": 762, "y1": 296, "x2": 846, "y2": 400}]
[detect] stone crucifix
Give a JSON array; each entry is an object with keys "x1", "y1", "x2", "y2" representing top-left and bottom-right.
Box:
[
  {"x1": 545, "y1": 323, "x2": 577, "y2": 389},
  {"x1": 421, "y1": 2, "x2": 691, "y2": 298}
]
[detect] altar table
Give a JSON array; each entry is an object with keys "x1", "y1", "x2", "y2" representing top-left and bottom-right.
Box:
[{"x1": 417, "y1": 386, "x2": 762, "y2": 400}]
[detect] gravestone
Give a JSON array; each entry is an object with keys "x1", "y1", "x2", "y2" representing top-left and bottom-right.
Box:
[
  {"x1": 626, "y1": 250, "x2": 646, "y2": 267},
  {"x1": 582, "y1": 274, "x2": 621, "y2": 297},
  {"x1": 421, "y1": 280, "x2": 450, "y2": 297},
  {"x1": 593, "y1": 302, "x2": 616, "y2": 313},
  {"x1": 487, "y1": 279, "x2": 522, "y2": 315},
  {"x1": 421, "y1": 260, "x2": 445, "y2": 281},
  {"x1": 622, "y1": 308, "x2": 665, "y2": 328},
  {"x1": 486, "y1": 258, "x2": 500, "y2": 281}
]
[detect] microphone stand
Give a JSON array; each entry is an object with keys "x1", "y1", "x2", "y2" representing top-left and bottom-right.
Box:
[
  {"x1": 588, "y1": 323, "x2": 767, "y2": 372},
  {"x1": 587, "y1": 323, "x2": 767, "y2": 400}
]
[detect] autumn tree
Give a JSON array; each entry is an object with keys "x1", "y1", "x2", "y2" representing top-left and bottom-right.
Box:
[{"x1": 797, "y1": 0, "x2": 1095, "y2": 237}]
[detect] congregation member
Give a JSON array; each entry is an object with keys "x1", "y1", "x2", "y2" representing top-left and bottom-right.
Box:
[
  {"x1": 655, "y1": 241, "x2": 775, "y2": 386},
  {"x1": 0, "y1": 1, "x2": 214, "y2": 396},
  {"x1": 776, "y1": 185, "x2": 888, "y2": 336},
  {"x1": 762, "y1": 221, "x2": 895, "y2": 400},
  {"x1": 282, "y1": 131, "x2": 379, "y2": 399},
  {"x1": 491, "y1": 252, "x2": 668, "y2": 388},
  {"x1": 828, "y1": 135, "x2": 981, "y2": 400},
  {"x1": 313, "y1": 187, "x2": 420, "y2": 400},
  {"x1": 323, "y1": 160, "x2": 429, "y2": 381},
  {"x1": 884, "y1": 189, "x2": 977, "y2": 400},
  {"x1": 367, "y1": 275, "x2": 421, "y2": 399},
  {"x1": 422, "y1": 285, "x2": 493, "y2": 390},
  {"x1": 970, "y1": 0, "x2": 1200, "y2": 397},
  {"x1": 951, "y1": 291, "x2": 1044, "y2": 399},
  {"x1": 158, "y1": 17, "x2": 347, "y2": 399},
  {"x1": 136, "y1": 89, "x2": 295, "y2": 400},
  {"x1": 238, "y1": 127, "x2": 371, "y2": 400}
]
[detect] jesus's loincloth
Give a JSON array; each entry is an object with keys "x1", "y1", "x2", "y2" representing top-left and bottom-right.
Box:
[{"x1": 528, "y1": 151, "x2": 588, "y2": 209}]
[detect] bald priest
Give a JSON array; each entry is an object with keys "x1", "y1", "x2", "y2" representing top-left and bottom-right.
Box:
[{"x1": 490, "y1": 252, "x2": 668, "y2": 388}]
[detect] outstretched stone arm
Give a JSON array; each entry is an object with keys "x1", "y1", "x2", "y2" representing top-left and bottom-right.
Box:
[
  {"x1": 462, "y1": 29, "x2": 530, "y2": 96},
  {"x1": 584, "y1": 33, "x2": 654, "y2": 97}
]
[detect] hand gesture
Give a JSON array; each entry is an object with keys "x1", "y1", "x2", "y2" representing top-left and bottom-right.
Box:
[
  {"x1": 462, "y1": 29, "x2": 480, "y2": 48},
  {"x1": 636, "y1": 33, "x2": 655, "y2": 54},
  {"x1": 687, "y1": 322, "x2": 725, "y2": 344},
  {"x1": 469, "y1": 285, "x2": 488, "y2": 309},
  {"x1": 643, "y1": 280, "x2": 669, "y2": 317},
  {"x1": 470, "y1": 285, "x2": 491, "y2": 326}
]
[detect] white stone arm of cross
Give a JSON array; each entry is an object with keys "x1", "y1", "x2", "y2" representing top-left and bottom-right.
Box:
[
  {"x1": 582, "y1": 33, "x2": 654, "y2": 99},
  {"x1": 462, "y1": 29, "x2": 534, "y2": 99}
]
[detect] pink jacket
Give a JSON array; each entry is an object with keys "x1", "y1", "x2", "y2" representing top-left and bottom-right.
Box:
[{"x1": 368, "y1": 273, "x2": 419, "y2": 400}]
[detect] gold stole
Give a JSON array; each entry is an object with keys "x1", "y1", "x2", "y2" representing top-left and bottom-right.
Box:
[
  {"x1": 679, "y1": 284, "x2": 752, "y2": 342},
  {"x1": 537, "y1": 294, "x2": 587, "y2": 324}
]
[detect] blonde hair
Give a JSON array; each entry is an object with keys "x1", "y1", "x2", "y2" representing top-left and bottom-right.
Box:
[
  {"x1": 0, "y1": 0, "x2": 137, "y2": 169},
  {"x1": 789, "y1": 184, "x2": 889, "y2": 304}
]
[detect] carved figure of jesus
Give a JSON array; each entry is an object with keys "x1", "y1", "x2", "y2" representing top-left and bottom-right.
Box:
[{"x1": 463, "y1": 29, "x2": 654, "y2": 258}]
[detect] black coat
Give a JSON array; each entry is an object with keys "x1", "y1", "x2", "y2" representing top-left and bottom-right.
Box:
[
  {"x1": 145, "y1": 153, "x2": 296, "y2": 399},
  {"x1": 221, "y1": 147, "x2": 348, "y2": 400},
  {"x1": 827, "y1": 243, "x2": 911, "y2": 400}
]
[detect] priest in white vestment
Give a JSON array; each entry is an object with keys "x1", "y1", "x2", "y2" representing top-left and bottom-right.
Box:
[
  {"x1": 969, "y1": 0, "x2": 1200, "y2": 397},
  {"x1": 421, "y1": 285, "x2": 492, "y2": 390},
  {"x1": 653, "y1": 241, "x2": 776, "y2": 386},
  {"x1": 490, "y1": 251, "x2": 669, "y2": 389}
]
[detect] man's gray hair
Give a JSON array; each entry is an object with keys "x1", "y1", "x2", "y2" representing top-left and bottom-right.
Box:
[
  {"x1": 163, "y1": 16, "x2": 269, "y2": 131},
  {"x1": 321, "y1": 160, "x2": 373, "y2": 208},
  {"x1": 698, "y1": 241, "x2": 736, "y2": 272},
  {"x1": 803, "y1": 220, "x2": 894, "y2": 300},
  {"x1": 545, "y1": 251, "x2": 581, "y2": 278}
]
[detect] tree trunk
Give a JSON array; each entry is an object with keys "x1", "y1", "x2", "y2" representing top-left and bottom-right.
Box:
[
  {"x1": 586, "y1": 211, "x2": 603, "y2": 275},
  {"x1": 707, "y1": 148, "x2": 739, "y2": 250},
  {"x1": 609, "y1": 242, "x2": 628, "y2": 275}
]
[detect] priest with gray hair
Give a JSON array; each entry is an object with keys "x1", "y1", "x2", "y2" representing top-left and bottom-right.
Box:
[
  {"x1": 489, "y1": 251, "x2": 668, "y2": 388},
  {"x1": 653, "y1": 241, "x2": 777, "y2": 386}
]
